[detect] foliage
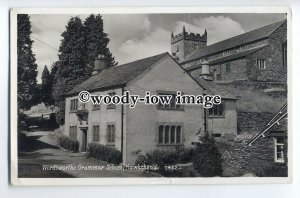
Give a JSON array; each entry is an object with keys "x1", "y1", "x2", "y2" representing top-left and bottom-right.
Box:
[
  {"x1": 17, "y1": 14, "x2": 39, "y2": 110},
  {"x1": 58, "y1": 135, "x2": 79, "y2": 152},
  {"x1": 135, "y1": 148, "x2": 195, "y2": 177},
  {"x1": 192, "y1": 131, "x2": 223, "y2": 177},
  {"x1": 52, "y1": 17, "x2": 88, "y2": 124},
  {"x1": 41, "y1": 65, "x2": 54, "y2": 107},
  {"x1": 84, "y1": 14, "x2": 117, "y2": 72},
  {"x1": 256, "y1": 164, "x2": 288, "y2": 177},
  {"x1": 87, "y1": 143, "x2": 122, "y2": 164},
  {"x1": 135, "y1": 148, "x2": 195, "y2": 165},
  {"x1": 52, "y1": 14, "x2": 117, "y2": 125}
]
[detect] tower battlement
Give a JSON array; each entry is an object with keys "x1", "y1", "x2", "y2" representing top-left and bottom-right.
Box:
[
  {"x1": 171, "y1": 26, "x2": 207, "y2": 44},
  {"x1": 171, "y1": 26, "x2": 207, "y2": 62}
]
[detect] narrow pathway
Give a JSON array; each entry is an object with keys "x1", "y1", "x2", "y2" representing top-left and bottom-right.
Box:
[{"x1": 18, "y1": 131, "x2": 149, "y2": 178}]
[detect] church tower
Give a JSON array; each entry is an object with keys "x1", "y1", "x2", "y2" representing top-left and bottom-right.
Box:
[{"x1": 171, "y1": 26, "x2": 207, "y2": 62}]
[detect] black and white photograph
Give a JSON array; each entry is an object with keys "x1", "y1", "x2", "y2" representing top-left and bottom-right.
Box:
[{"x1": 10, "y1": 7, "x2": 290, "y2": 185}]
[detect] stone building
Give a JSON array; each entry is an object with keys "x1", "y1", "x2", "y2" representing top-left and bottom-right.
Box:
[
  {"x1": 64, "y1": 53, "x2": 238, "y2": 164},
  {"x1": 171, "y1": 26, "x2": 207, "y2": 62},
  {"x1": 173, "y1": 19, "x2": 287, "y2": 82}
]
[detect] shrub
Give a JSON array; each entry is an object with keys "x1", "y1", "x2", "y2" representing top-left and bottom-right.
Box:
[
  {"x1": 87, "y1": 143, "x2": 122, "y2": 164},
  {"x1": 135, "y1": 147, "x2": 195, "y2": 177},
  {"x1": 18, "y1": 133, "x2": 30, "y2": 152},
  {"x1": 58, "y1": 135, "x2": 79, "y2": 152},
  {"x1": 192, "y1": 143, "x2": 223, "y2": 177},
  {"x1": 256, "y1": 164, "x2": 288, "y2": 177},
  {"x1": 192, "y1": 131, "x2": 223, "y2": 177},
  {"x1": 135, "y1": 148, "x2": 195, "y2": 166}
]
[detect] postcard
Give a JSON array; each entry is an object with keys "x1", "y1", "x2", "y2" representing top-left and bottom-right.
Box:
[{"x1": 10, "y1": 7, "x2": 291, "y2": 185}]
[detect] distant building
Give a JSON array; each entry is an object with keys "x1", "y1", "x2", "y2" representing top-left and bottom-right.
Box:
[
  {"x1": 173, "y1": 20, "x2": 287, "y2": 82},
  {"x1": 64, "y1": 53, "x2": 237, "y2": 164},
  {"x1": 171, "y1": 26, "x2": 207, "y2": 61}
]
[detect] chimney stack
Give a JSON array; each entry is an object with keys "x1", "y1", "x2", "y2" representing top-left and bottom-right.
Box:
[
  {"x1": 200, "y1": 60, "x2": 213, "y2": 81},
  {"x1": 91, "y1": 55, "x2": 106, "y2": 75}
]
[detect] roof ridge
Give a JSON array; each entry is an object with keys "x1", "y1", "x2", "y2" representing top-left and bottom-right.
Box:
[
  {"x1": 103, "y1": 52, "x2": 168, "y2": 71},
  {"x1": 182, "y1": 19, "x2": 287, "y2": 63},
  {"x1": 206, "y1": 19, "x2": 286, "y2": 48}
]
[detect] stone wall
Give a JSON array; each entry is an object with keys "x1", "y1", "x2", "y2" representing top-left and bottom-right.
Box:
[
  {"x1": 237, "y1": 112, "x2": 274, "y2": 135},
  {"x1": 210, "y1": 58, "x2": 249, "y2": 81},
  {"x1": 248, "y1": 22, "x2": 287, "y2": 81},
  {"x1": 216, "y1": 134, "x2": 288, "y2": 177}
]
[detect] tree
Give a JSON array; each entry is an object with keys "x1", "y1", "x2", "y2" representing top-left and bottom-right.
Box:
[
  {"x1": 17, "y1": 14, "x2": 39, "y2": 110},
  {"x1": 84, "y1": 14, "x2": 117, "y2": 73},
  {"x1": 52, "y1": 14, "x2": 117, "y2": 125},
  {"x1": 53, "y1": 17, "x2": 88, "y2": 125},
  {"x1": 41, "y1": 65, "x2": 53, "y2": 107}
]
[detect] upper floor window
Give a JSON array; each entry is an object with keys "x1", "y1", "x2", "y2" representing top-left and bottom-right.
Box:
[
  {"x1": 257, "y1": 59, "x2": 266, "y2": 69},
  {"x1": 223, "y1": 50, "x2": 232, "y2": 56},
  {"x1": 70, "y1": 99, "x2": 78, "y2": 112},
  {"x1": 157, "y1": 91, "x2": 182, "y2": 110},
  {"x1": 69, "y1": 126, "x2": 77, "y2": 139},
  {"x1": 158, "y1": 124, "x2": 182, "y2": 145},
  {"x1": 107, "y1": 92, "x2": 116, "y2": 109},
  {"x1": 225, "y1": 62, "x2": 231, "y2": 73},
  {"x1": 106, "y1": 124, "x2": 115, "y2": 145},
  {"x1": 239, "y1": 45, "x2": 248, "y2": 51},
  {"x1": 208, "y1": 104, "x2": 224, "y2": 117},
  {"x1": 93, "y1": 125, "x2": 100, "y2": 141},
  {"x1": 274, "y1": 136, "x2": 285, "y2": 163}
]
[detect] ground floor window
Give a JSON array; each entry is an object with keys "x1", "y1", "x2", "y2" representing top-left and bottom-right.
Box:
[
  {"x1": 69, "y1": 126, "x2": 77, "y2": 139},
  {"x1": 274, "y1": 136, "x2": 285, "y2": 163},
  {"x1": 106, "y1": 124, "x2": 115, "y2": 145},
  {"x1": 93, "y1": 125, "x2": 100, "y2": 141},
  {"x1": 158, "y1": 124, "x2": 182, "y2": 145}
]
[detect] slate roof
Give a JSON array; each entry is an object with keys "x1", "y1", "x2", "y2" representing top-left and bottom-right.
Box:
[
  {"x1": 192, "y1": 75, "x2": 237, "y2": 99},
  {"x1": 66, "y1": 52, "x2": 168, "y2": 96},
  {"x1": 185, "y1": 44, "x2": 269, "y2": 72},
  {"x1": 181, "y1": 19, "x2": 286, "y2": 64}
]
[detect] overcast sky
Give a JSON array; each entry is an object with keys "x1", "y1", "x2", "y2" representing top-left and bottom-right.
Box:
[{"x1": 29, "y1": 13, "x2": 286, "y2": 83}]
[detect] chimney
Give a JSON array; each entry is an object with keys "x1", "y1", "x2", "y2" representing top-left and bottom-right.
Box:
[
  {"x1": 200, "y1": 60, "x2": 213, "y2": 81},
  {"x1": 91, "y1": 55, "x2": 106, "y2": 75}
]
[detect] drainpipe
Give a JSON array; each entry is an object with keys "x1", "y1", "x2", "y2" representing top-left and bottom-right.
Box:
[
  {"x1": 121, "y1": 87, "x2": 124, "y2": 163},
  {"x1": 203, "y1": 96, "x2": 208, "y2": 132}
]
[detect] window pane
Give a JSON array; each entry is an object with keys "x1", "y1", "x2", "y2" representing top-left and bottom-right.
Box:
[
  {"x1": 107, "y1": 125, "x2": 111, "y2": 142},
  {"x1": 170, "y1": 94, "x2": 176, "y2": 108},
  {"x1": 208, "y1": 108, "x2": 213, "y2": 115},
  {"x1": 112, "y1": 125, "x2": 115, "y2": 142},
  {"x1": 218, "y1": 104, "x2": 223, "y2": 116},
  {"x1": 164, "y1": 126, "x2": 170, "y2": 144},
  {"x1": 170, "y1": 126, "x2": 176, "y2": 144},
  {"x1": 176, "y1": 126, "x2": 181, "y2": 143},
  {"x1": 277, "y1": 137, "x2": 284, "y2": 144},
  {"x1": 214, "y1": 105, "x2": 218, "y2": 116},
  {"x1": 159, "y1": 125, "x2": 164, "y2": 144}
]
